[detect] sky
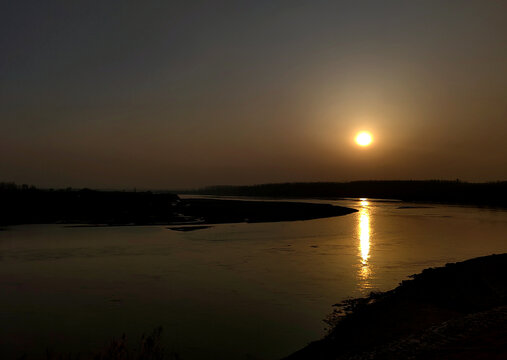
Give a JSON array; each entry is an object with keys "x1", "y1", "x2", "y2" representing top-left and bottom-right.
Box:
[{"x1": 1, "y1": 1, "x2": 506, "y2": 189}]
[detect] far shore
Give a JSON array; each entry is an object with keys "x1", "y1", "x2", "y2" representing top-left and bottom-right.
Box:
[
  {"x1": 0, "y1": 185, "x2": 357, "y2": 227},
  {"x1": 188, "y1": 180, "x2": 507, "y2": 208}
]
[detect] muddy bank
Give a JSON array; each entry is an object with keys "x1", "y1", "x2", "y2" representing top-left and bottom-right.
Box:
[{"x1": 285, "y1": 253, "x2": 507, "y2": 360}]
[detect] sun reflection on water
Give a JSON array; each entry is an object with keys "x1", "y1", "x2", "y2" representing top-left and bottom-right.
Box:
[
  {"x1": 358, "y1": 199, "x2": 372, "y2": 286},
  {"x1": 359, "y1": 211, "x2": 370, "y2": 263}
]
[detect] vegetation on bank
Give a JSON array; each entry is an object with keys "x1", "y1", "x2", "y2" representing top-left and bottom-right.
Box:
[
  {"x1": 19, "y1": 327, "x2": 179, "y2": 360},
  {"x1": 191, "y1": 180, "x2": 507, "y2": 207}
]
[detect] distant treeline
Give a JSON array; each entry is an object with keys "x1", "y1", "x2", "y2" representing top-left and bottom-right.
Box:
[
  {"x1": 192, "y1": 180, "x2": 507, "y2": 207},
  {"x1": 0, "y1": 183, "x2": 180, "y2": 226}
]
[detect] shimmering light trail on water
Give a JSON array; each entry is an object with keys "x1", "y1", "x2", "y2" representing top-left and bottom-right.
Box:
[{"x1": 358, "y1": 199, "x2": 372, "y2": 286}]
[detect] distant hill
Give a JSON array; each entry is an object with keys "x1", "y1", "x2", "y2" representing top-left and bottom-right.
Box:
[{"x1": 190, "y1": 180, "x2": 507, "y2": 207}]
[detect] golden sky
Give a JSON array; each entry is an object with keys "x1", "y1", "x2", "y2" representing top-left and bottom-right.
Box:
[{"x1": 1, "y1": 1, "x2": 506, "y2": 188}]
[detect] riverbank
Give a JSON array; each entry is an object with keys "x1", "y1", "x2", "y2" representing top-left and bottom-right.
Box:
[
  {"x1": 285, "y1": 253, "x2": 507, "y2": 360},
  {"x1": 176, "y1": 198, "x2": 357, "y2": 225},
  {"x1": 0, "y1": 184, "x2": 357, "y2": 226}
]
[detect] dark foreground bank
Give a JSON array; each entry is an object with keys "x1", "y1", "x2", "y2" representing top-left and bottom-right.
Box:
[
  {"x1": 285, "y1": 253, "x2": 507, "y2": 360},
  {"x1": 0, "y1": 183, "x2": 357, "y2": 226}
]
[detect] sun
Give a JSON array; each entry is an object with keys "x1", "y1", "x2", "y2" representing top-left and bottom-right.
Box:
[{"x1": 355, "y1": 131, "x2": 373, "y2": 147}]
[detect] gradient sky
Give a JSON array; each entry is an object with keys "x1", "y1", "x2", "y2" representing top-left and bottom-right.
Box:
[{"x1": 1, "y1": 1, "x2": 506, "y2": 189}]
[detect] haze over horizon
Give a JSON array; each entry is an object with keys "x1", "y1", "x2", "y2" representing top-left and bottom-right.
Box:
[{"x1": 2, "y1": 1, "x2": 507, "y2": 189}]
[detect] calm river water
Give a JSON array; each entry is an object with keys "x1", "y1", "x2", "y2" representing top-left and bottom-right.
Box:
[{"x1": 1, "y1": 198, "x2": 506, "y2": 359}]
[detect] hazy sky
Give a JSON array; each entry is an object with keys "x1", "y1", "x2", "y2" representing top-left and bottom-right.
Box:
[{"x1": 2, "y1": 1, "x2": 506, "y2": 189}]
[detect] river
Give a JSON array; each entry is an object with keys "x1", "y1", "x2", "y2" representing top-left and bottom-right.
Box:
[{"x1": 1, "y1": 198, "x2": 506, "y2": 359}]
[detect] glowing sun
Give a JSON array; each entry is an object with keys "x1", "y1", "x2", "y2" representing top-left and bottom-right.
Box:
[{"x1": 355, "y1": 131, "x2": 373, "y2": 147}]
